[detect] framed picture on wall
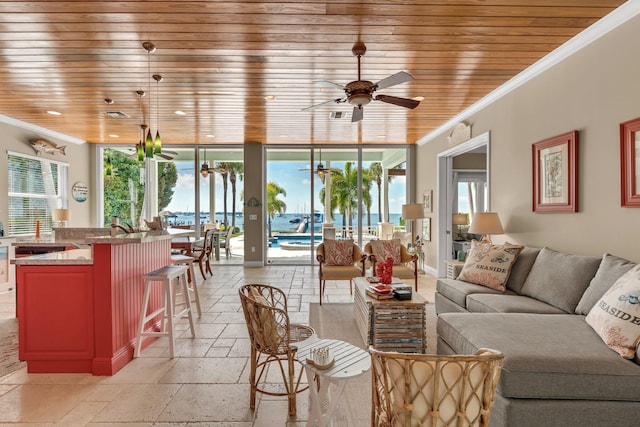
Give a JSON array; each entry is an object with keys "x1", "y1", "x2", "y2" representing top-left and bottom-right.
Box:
[
  {"x1": 422, "y1": 217, "x2": 431, "y2": 242},
  {"x1": 620, "y1": 117, "x2": 640, "y2": 207},
  {"x1": 423, "y1": 190, "x2": 433, "y2": 213},
  {"x1": 532, "y1": 130, "x2": 578, "y2": 213}
]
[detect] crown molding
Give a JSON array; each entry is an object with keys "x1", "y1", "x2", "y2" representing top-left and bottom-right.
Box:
[
  {"x1": 417, "y1": 1, "x2": 640, "y2": 146},
  {"x1": 0, "y1": 114, "x2": 86, "y2": 145}
]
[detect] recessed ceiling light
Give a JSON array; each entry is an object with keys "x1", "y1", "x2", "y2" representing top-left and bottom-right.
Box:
[
  {"x1": 109, "y1": 134, "x2": 119, "y2": 138},
  {"x1": 377, "y1": 135, "x2": 386, "y2": 138},
  {"x1": 279, "y1": 134, "x2": 288, "y2": 138},
  {"x1": 205, "y1": 134, "x2": 215, "y2": 138},
  {"x1": 174, "y1": 110, "x2": 187, "y2": 116},
  {"x1": 47, "y1": 110, "x2": 61, "y2": 116},
  {"x1": 264, "y1": 95, "x2": 277, "y2": 101},
  {"x1": 412, "y1": 96, "x2": 425, "y2": 101}
]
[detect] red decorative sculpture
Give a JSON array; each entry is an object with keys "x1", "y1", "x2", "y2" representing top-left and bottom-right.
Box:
[{"x1": 377, "y1": 256, "x2": 394, "y2": 284}]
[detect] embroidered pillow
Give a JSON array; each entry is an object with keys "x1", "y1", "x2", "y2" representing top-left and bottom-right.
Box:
[
  {"x1": 586, "y1": 265, "x2": 640, "y2": 358},
  {"x1": 457, "y1": 240, "x2": 524, "y2": 292},
  {"x1": 324, "y1": 239, "x2": 354, "y2": 266},
  {"x1": 370, "y1": 239, "x2": 401, "y2": 265}
]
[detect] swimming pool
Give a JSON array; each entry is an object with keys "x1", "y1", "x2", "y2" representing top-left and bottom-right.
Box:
[{"x1": 270, "y1": 234, "x2": 322, "y2": 250}]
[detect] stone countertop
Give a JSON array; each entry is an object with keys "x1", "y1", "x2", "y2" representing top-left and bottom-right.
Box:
[
  {"x1": 13, "y1": 237, "x2": 82, "y2": 248},
  {"x1": 12, "y1": 248, "x2": 93, "y2": 265},
  {"x1": 88, "y1": 228, "x2": 192, "y2": 244}
]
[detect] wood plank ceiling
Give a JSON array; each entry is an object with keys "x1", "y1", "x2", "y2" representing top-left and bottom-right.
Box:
[{"x1": 0, "y1": 1, "x2": 625, "y2": 146}]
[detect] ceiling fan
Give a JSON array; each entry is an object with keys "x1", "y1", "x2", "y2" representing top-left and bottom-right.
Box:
[
  {"x1": 301, "y1": 42, "x2": 421, "y2": 122},
  {"x1": 298, "y1": 150, "x2": 337, "y2": 177},
  {"x1": 200, "y1": 148, "x2": 227, "y2": 177}
]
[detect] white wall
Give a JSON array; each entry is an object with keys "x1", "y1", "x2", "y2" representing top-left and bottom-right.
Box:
[
  {"x1": 417, "y1": 13, "x2": 640, "y2": 268},
  {"x1": 0, "y1": 121, "x2": 92, "y2": 231}
]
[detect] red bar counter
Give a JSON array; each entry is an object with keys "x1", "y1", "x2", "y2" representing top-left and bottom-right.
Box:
[{"x1": 14, "y1": 232, "x2": 174, "y2": 375}]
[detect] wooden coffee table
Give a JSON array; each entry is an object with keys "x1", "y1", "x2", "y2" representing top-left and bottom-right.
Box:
[{"x1": 353, "y1": 276, "x2": 427, "y2": 353}]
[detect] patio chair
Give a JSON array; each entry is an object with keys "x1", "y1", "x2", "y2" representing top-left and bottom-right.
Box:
[
  {"x1": 365, "y1": 239, "x2": 418, "y2": 290},
  {"x1": 370, "y1": 347, "x2": 504, "y2": 427},
  {"x1": 219, "y1": 226, "x2": 233, "y2": 258},
  {"x1": 316, "y1": 239, "x2": 366, "y2": 305},
  {"x1": 239, "y1": 284, "x2": 316, "y2": 416}
]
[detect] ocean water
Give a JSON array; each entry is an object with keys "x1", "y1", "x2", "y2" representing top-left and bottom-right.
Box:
[{"x1": 169, "y1": 212, "x2": 402, "y2": 232}]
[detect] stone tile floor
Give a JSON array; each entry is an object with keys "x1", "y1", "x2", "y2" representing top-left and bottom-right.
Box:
[{"x1": 0, "y1": 265, "x2": 436, "y2": 426}]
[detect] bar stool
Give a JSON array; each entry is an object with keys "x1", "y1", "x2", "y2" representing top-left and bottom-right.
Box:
[
  {"x1": 171, "y1": 254, "x2": 202, "y2": 317},
  {"x1": 135, "y1": 265, "x2": 195, "y2": 358}
]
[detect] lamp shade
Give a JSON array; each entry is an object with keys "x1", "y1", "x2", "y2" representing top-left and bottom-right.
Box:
[
  {"x1": 452, "y1": 213, "x2": 469, "y2": 226},
  {"x1": 52, "y1": 208, "x2": 70, "y2": 221},
  {"x1": 402, "y1": 203, "x2": 425, "y2": 220},
  {"x1": 468, "y1": 212, "x2": 504, "y2": 235}
]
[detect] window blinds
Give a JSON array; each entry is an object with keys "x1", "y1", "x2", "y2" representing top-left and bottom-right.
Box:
[{"x1": 7, "y1": 151, "x2": 69, "y2": 236}]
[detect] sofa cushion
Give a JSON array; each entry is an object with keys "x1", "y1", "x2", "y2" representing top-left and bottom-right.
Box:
[
  {"x1": 323, "y1": 239, "x2": 354, "y2": 266},
  {"x1": 505, "y1": 247, "x2": 541, "y2": 294},
  {"x1": 586, "y1": 265, "x2": 640, "y2": 358},
  {"x1": 520, "y1": 247, "x2": 601, "y2": 313},
  {"x1": 457, "y1": 240, "x2": 524, "y2": 291},
  {"x1": 436, "y1": 278, "x2": 508, "y2": 309},
  {"x1": 575, "y1": 253, "x2": 637, "y2": 315},
  {"x1": 466, "y1": 294, "x2": 565, "y2": 314},
  {"x1": 437, "y1": 313, "x2": 640, "y2": 401}
]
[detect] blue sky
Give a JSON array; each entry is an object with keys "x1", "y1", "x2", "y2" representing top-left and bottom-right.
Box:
[{"x1": 167, "y1": 161, "x2": 407, "y2": 214}]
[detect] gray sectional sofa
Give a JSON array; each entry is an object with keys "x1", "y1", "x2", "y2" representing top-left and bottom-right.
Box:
[{"x1": 436, "y1": 247, "x2": 640, "y2": 427}]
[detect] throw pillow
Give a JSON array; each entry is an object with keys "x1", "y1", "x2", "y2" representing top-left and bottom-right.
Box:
[
  {"x1": 370, "y1": 239, "x2": 402, "y2": 265},
  {"x1": 457, "y1": 240, "x2": 524, "y2": 292},
  {"x1": 586, "y1": 265, "x2": 640, "y2": 359},
  {"x1": 520, "y1": 247, "x2": 601, "y2": 314},
  {"x1": 323, "y1": 239, "x2": 354, "y2": 266},
  {"x1": 248, "y1": 287, "x2": 281, "y2": 350},
  {"x1": 575, "y1": 253, "x2": 637, "y2": 315}
]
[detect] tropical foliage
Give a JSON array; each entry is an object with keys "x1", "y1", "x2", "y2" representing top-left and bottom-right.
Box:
[
  {"x1": 103, "y1": 150, "x2": 177, "y2": 227},
  {"x1": 266, "y1": 181, "x2": 287, "y2": 237}
]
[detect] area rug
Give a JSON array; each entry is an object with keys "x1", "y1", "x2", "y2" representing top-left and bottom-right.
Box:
[
  {"x1": 307, "y1": 302, "x2": 438, "y2": 425},
  {"x1": 0, "y1": 318, "x2": 24, "y2": 378}
]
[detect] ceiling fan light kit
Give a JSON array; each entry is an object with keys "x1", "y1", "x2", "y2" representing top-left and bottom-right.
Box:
[{"x1": 301, "y1": 42, "x2": 421, "y2": 122}]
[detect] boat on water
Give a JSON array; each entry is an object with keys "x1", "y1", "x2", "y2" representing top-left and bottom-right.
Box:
[{"x1": 289, "y1": 217, "x2": 302, "y2": 224}]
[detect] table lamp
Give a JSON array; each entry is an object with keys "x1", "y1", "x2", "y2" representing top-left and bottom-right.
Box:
[
  {"x1": 402, "y1": 203, "x2": 425, "y2": 248},
  {"x1": 468, "y1": 212, "x2": 504, "y2": 243},
  {"x1": 52, "y1": 208, "x2": 70, "y2": 228},
  {"x1": 452, "y1": 213, "x2": 469, "y2": 240}
]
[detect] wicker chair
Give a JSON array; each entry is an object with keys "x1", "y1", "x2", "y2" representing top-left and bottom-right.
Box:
[
  {"x1": 239, "y1": 284, "x2": 316, "y2": 416},
  {"x1": 365, "y1": 240, "x2": 419, "y2": 290},
  {"x1": 316, "y1": 241, "x2": 366, "y2": 305},
  {"x1": 370, "y1": 348, "x2": 504, "y2": 427}
]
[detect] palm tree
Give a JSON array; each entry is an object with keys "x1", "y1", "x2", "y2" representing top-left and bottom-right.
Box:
[
  {"x1": 215, "y1": 162, "x2": 230, "y2": 227},
  {"x1": 266, "y1": 181, "x2": 287, "y2": 238},
  {"x1": 368, "y1": 162, "x2": 383, "y2": 221},
  {"x1": 330, "y1": 162, "x2": 371, "y2": 228},
  {"x1": 227, "y1": 162, "x2": 244, "y2": 231}
]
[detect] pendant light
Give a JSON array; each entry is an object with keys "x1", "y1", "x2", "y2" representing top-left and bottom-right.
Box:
[
  {"x1": 142, "y1": 41, "x2": 156, "y2": 158},
  {"x1": 153, "y1": 74, "x2": 163, "y2": 154},
  {"x1": 201, "y1": 148, "x2": 210, "y2": 177},
  {"x1": 139, "y1": 124, "x2": 147, "y2": 162},
  {"x1": 105, "y1": 149, "x2": 112, "y2": 176}
]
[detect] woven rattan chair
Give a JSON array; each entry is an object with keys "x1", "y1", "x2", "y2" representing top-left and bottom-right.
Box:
[
  {"x1": 370, "y1": 347, "x2": 504, "y2": 427},
  {"x1": 239, "y1": 284, "x2": 316, "y2": 416}
]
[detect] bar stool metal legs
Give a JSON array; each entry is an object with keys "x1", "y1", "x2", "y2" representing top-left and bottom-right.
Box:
[{"x1": 135, "y1": 265, "x2": 195, "y2": 358}]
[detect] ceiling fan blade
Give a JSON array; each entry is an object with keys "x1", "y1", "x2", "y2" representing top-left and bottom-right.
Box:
[
  {"x1": 374, "y1": 94, "x2": 420, "y2": 109},
  {"x1": 351, "y1": 106, "x2": 363, "y2": 122},
  {"x1": 301, "y1": 97, "x2": 345, "y2": 112},
  {"x1": 374, "y1": 71, "x2": 414, "y2": 90},
  {"x1": 314, "y1": 80, "x2": 346, "y2": 90}
]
